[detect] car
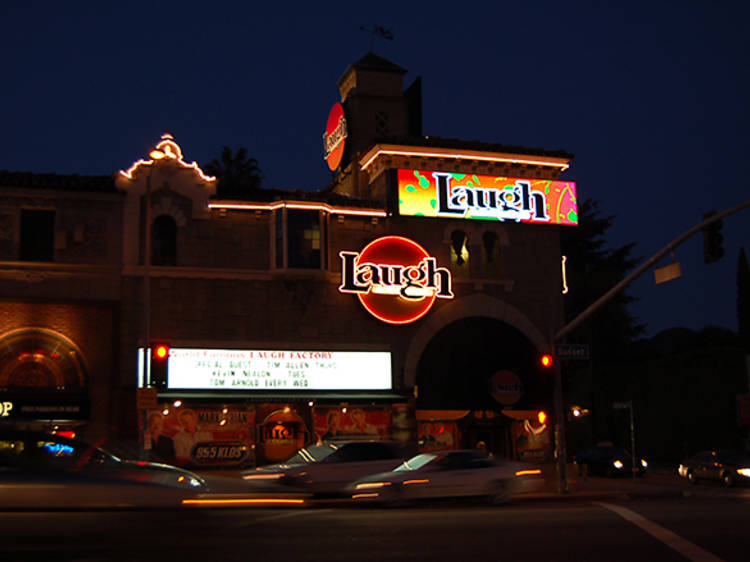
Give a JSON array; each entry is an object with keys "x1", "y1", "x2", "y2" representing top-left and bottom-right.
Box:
[
  {"x1": 348, "y1": 449, "x2": 545, "y2": 505},
  {"x1": 0, "y1": 429, "x2": 207, "y2": 508},
  {"x1": 678, "y1": 450, "x2": 750, "y2": 487},
  {"x1": 573, "y1": 443, "x2": 647, "y2": 477},
  {"x1": 242, "y1": 440, "x2": 416, "y2": 497}
]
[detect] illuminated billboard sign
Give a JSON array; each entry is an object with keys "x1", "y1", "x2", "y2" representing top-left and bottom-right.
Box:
[
  {"x1": 339, "y1": 235, "x2": 454, "y2": 324},
  {"x1": 165, "y1": 349, "x2": 391, "y2": 390},
  {"x1": 397, "y1": 169, "x2": 578, "y2": 225},
  {"x1": 323, "y1": 102, "x2": 348, "y2": 171}
]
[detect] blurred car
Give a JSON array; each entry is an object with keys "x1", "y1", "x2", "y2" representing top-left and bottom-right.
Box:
[
  {"x1": 678, "y1": 450, "x2": 750, "y2": 487},
  {"x1": 0, "y1": 429, "x2": 207, "y2": 508},
  {"x1": 348, "y1": 449, "x2": 544, "y2": 505},
  {"x1": 574, "y1": 443, "x2": 647, "y2": 477},
  {"x1": 242, "y1": 440, "x2": 415, "y2": 497}
]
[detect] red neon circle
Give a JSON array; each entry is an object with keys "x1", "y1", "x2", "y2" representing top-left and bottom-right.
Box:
[
  {"x1": 356, "y1": 236, "x2": 437, "y2": 325},
  {"x1": 324, "y1": 102, "x2": 346, "y2": 171}
]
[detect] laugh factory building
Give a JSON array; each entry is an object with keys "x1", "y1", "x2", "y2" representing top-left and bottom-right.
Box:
[{"x1": 0, "y1": 53, "x2": 577, "y2": 468}]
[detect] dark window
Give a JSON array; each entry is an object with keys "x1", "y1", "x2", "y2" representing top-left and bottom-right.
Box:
[
  {"x1": 482, "y1": 231, "x2": 501, "y2": 277},
  {"x1": 375, "y1": 110, "x2": 390, "y2": 137},
  {"x1": 287, "y1": 209, "x2": 321, "y2": 269},
  {"x1": 450, "y1": 230, "x2": 469, "y2": 277},
  {"x1": 20, "y1": 210, "x2": 54, "y2": 262},
  {"x1": 151, "y1": 215, "x2": 177, "y2": 266}
]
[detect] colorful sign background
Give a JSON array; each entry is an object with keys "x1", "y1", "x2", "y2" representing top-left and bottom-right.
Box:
[
  {"x1": 140, "y1": 405, "x2": 255, "y2": 468},
  {"x1": 312, "y1": 406, "x2": 391, "y2": 442},
  {"x1": 397, "y1": 169, "x2": 578, "y2": 225}
]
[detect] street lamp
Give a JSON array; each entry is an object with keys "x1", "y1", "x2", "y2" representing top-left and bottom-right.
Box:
[{"x1": 143, "y1": 147, "x2": 166, "y2": 387}]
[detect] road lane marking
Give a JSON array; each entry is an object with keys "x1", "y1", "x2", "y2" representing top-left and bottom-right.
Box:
[{"x1": 594, "y1": 502, "x2": 724, "y2": 562}]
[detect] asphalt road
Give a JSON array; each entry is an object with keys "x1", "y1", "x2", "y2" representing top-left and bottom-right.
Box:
[{"x1": 1, "y1": 475, "x2": 748, "y2": 561}]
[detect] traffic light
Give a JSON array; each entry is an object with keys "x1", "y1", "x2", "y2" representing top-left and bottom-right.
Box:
[
  {"x1": 702, "y1": 211, "x2": 724, "y2": 264},
  {"x1": 540, "y1": 354, "x2": 553, "y2": 369},
  {"x1": 150, "y1": 343, "x2": 170, "y2": 388}
]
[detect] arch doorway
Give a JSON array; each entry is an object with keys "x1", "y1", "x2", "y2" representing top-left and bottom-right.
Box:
[{"x1": 415, "y1": 317, "x2": 553, "y2": 456}]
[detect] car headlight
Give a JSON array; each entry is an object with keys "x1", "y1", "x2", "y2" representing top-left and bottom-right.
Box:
[
  {"x1": 641, "y1": 459, "x2": 648, "y2": 468},
  {"x1": 613, "y1": 460, "x2": 624, "y2": 469},
  {"x1": 736, "y1": 468, "x2": 750, "y2": 477},
  {"x1": 355, "y1": 482, "x2": 391, "y2": 490}
]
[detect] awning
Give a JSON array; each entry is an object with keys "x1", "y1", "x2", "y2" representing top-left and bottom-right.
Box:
[{"x1": 155, "y1": 390, "x2": 409, "y2": 403}]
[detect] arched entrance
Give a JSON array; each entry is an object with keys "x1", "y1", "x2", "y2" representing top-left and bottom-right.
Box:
[
  {"x1": 415, "y1": 317, "x2": 553, "y2": 458},
  {"x1": 0, "y1": 328, "x2": 89, "y2": 427}
]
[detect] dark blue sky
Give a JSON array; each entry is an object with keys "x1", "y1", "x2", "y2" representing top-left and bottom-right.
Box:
[{"x1": 2, "y1": 2, "x2": 748, "y2": 338}]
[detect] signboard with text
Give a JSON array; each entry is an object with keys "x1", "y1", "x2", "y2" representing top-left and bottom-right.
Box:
[
  {"x1": 397, "y1": 169, "x2": 578, "y2": 225},
  {"x1": 339, "y1": 235, "x2": 454, "y2": 324},
  {"x1": 554, "y1": 344, "x2": 590, "y2": 360},
  {"x1": 165, "y1": 349, "x2": 392, "y2": 390}
]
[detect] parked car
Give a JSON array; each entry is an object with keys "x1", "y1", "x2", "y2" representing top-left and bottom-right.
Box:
[
  {"x1": 0, "y1": 429, "x2": 207, "y2": 508},
  {"x1": 348, "y1": 449, "x2": 544, "y2": 505},
  {"x1": 574, "y1": 443, "x2": 647, "y2": 477},
  {"x1": 678, "y1": 450, "x2": 750, "y2": 487},
  {"x1": 242, "y1": 440, "x2": 415, "y2": 497}
]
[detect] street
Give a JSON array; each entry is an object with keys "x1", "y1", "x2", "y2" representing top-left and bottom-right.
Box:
[{"x1": 1, "y1": 475, "x2": 748, "y2": 561}]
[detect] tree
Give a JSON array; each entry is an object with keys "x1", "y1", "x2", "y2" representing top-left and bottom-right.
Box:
[
  {"x1": 204, "y1": 147, "x2": 264, "y2": 198},
  {"x1": 560, "y1": 198, "x2": 644, "y2": 353},
  {"x1": 560, "y1": 198, "x2": 644, "y2": 450}
]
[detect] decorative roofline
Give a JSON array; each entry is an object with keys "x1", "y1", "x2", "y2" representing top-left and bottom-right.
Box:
[
  {"x1": 359, "y1": 143, "x2": 572, "y2": 172},
  {"x1": 118, "y1": 132, "x2": 216, "y2": 182}
]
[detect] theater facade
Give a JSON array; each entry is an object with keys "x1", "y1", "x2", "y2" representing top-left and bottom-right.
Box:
[{"x1": 0, "y1": 53, "x2": 577, "y2": 468}]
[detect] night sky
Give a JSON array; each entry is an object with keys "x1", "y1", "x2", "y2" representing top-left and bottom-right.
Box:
[{"x1": 2, "y1": 2, "x2": 748, "y2": 338}]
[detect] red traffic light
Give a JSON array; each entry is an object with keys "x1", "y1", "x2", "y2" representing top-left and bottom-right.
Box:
[
  {"x1": 153, "y1": 344, "x2": 169, "y2": 360},
  {"x1": 540, "y1": 354, "x2": 553, "y2": 368}
]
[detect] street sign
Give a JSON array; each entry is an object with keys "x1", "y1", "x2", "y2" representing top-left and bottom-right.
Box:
[
  {"x1": 612, "y1": 401, "x2": 632, "y2": 410},
  {"x1": 554, "y1": 344, "x2": 590, "y2": 360}
]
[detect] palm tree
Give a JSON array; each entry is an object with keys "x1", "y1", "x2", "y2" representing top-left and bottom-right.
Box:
[{"x1": 205, "y1": 146, "x2": 264, "y2": 198}]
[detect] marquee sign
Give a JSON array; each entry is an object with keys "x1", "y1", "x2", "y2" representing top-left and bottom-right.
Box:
[
  {"x1": 397, "y1": 169, "x2": 578, "y2": 225},
  {"x1": 339, "y1": 235, "x2": 454, "y2": 324},
  {"x1": 166, "y1": 349, "x2": 392, "y2": 390},
  {"x1": 323, "y1": 102, "x2": 348, "y2": 171}
]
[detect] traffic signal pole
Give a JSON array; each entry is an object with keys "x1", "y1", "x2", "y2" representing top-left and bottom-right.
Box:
[
  {"x1": 552, "y1": 198, "x2": 750, "y2": 494},
  {"x1": 556, "y1": 199, "x2": 750, "y2": 342}
]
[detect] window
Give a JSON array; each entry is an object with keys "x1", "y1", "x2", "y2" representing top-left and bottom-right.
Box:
[
  {"x1": 481, "y1": 231, "x2": 501, "y2": 277},
  {"x1": 20, "y1": 209, "x2": 54, "y2": 261},
  {"x1": 151, "y1": 215, "x2": 177, "y2": 266},
  {"x1": 375, "y1": 110, "x2": 390, "y2": 137},
  {"x1": 450, "y1": 230, "x2": 470, "y2": 278},
  {"x1": 275, "y1": 209, "x2": 327, "y2": 270}
]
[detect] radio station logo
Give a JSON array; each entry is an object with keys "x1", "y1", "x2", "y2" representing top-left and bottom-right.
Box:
[
  {"x1": 323, "y1": 102, "x2": 348, "y2": 171},
  {"x1": 339, "y1": 236, "x2": 454, "y2": 324}
]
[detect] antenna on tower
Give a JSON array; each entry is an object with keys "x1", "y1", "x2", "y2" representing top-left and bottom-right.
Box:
[{"x1": 360, "y1": 25, "x2": 394, "y2": 52}]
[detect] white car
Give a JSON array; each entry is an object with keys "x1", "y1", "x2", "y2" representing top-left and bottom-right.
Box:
[
  {"x1": 348, "y1": 449, "x2": 544, "y2": 505},
  {"x1": 242, "y1": 441, "x2": 415, "y2": 497}
]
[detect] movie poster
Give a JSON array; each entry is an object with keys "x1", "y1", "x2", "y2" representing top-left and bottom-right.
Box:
[
  {"x1": 312, "y1": 406, "x2": 391, "y2": 441},
  {"x1": 512, "y1": 418, "x2": 552, "y2": 463},
  {"x1": 140, "y1": 404, "x2": 255, "y2": 468},
  {"x1": 418, "y1": 421, "x2": 457, "y2": 451}
]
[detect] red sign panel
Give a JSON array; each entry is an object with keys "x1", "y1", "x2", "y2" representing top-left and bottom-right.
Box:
[
  {"x1": 339, "y1": 236, "x2": 454, "y2": 324},
  {"x1": 323, "y1": 102, "x2": 347, "y2": 171}
]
